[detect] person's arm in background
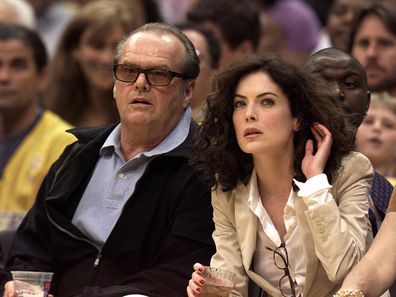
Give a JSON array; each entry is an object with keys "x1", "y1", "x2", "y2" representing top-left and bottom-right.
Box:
[{"x1": 336, "y1": 208, "x2": 396, "y2": 297}]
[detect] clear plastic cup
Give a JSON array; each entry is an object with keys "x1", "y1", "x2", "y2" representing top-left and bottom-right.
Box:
[
  {"x1": 202, "y1": 266, "x2": 236, "y2": 297},
  {"x1": 11, "y1": 271, "x2": 53, "y2": 297}
]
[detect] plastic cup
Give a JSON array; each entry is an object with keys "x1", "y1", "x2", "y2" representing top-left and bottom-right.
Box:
[
  {"x1": 202, "y1": 266, "x2": 236, "y2": 297},
  {"x1": 11, "y1": 271, "x2": 53, "y2": 297}
]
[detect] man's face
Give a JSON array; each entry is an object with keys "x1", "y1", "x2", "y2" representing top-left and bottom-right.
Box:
[
  {"x1": 307, "y1": 55, "x2": 370, "y2": 127},
  {"x1": 0, "y1": 39, "x2": 45, "y2": 113},
  {"x1": 327, "y1": 0, "x2": 365, "y2": 51},
  {"x1": 113, "y1": 31, "x2": 194, "y2": 135},
  {"x1": 352, "y1": 14, "x2": 396, "y2": 95}
]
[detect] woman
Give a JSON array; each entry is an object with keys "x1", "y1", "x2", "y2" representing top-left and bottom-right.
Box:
[
  {"x1": 187, "y1": 55, "x2": 374, "y2": 297},
  {"x1": 356, "y1": 93, "x2": 396, "y2": 186},
  {"x1": 43, "y1": 0, "x2": 140, "y2": 127}
]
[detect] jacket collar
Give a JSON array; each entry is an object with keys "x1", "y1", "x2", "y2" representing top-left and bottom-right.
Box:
[{"x1": 66, "y1": 121, "x2": 197, "y2": 160}]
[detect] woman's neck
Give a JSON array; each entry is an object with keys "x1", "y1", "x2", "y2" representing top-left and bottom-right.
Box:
[{"x1": 253, "y1": 152, "x2": 295, "y2": 195}]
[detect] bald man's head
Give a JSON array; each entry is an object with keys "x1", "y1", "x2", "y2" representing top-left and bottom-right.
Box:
[{"x1": 305, "y1": 48, "x2": 370, "y2": 128}]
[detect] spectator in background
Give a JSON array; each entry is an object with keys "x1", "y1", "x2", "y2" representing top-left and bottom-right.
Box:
[
  {"x1": 1, "y1": 22, "x2": 215, "y2": 297},
  {"x1": 0, "y1": 24, "x2": 75, "y2": 231},
  {"x1": 350, "y1": 2, "x2": 396, "y2": 97},
  {"x1": 253, "y1": 0, "x2": 322, "y2": 65},
  {"x1": 356, "y1": 93, "x2": 396, "y2": 186},
  {"x1": 179, "y1": 23, "x2": 220, "y2": 123},
  {"x1": 43, "y1": 0, "x2": 139, "y2": 127},
  {"x1": 314, "y1": 0, "x2": 370, "y2": 52},
  {"x1": 0, "y1": 0, "x2": 36, "y2": 30},
  {"x1": 156, "y1": 0, "x2": 192, "y2": 23},
  {"x1": 304, "y1": 47, "x2": 394, "y2": 235},
  {"x1": 186, "y1": 0, "x2": 260, "y2": 69},
  {"x1": 123, "y1": 0, "x2": 163, "y2": 24},
  {"x1": 26, "y1": 0, "x2": 76, "y2": 56},
  {"x1": 302, "y1": 0, "x2": 334, "y2": 26}
]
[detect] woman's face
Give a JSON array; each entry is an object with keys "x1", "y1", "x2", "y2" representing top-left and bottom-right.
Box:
[
  {"x1": 232, "y1": 71, "x2": 298, "y2": 156},
  {"x1": 73, "y1": 23, "x2": 126, "y2": 92},
  {"x1": 356, "y1": 104, "x2": 396, "y2": 168}
]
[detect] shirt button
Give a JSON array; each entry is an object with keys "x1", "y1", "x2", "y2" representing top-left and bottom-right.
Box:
[{"x1": 118, "y1": 173, "x2": 125, "y2": 178}]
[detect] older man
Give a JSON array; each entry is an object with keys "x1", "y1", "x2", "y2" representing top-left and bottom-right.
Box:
[{"x1": 0, "y1": 23, "x2": 215, "y2": 297}]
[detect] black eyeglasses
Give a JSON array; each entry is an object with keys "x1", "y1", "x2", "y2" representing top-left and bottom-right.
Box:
[
  {"x1": 266, "y1": 243, "x2": 297, "y2": 297},
  {"x1": 113, "y1": 64, "x2": 188, "y2": 86}
]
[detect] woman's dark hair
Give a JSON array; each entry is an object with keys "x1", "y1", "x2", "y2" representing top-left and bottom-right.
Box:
[{"x1": 192, "y1": 54, "x2": 356, "y2": 191}]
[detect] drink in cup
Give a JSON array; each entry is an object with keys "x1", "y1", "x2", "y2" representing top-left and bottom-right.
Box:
[
  {"x1": 202, "y1": 266, "x2": 236, "y2": 297},
  {"x1": 11, "y1": 271, "x2": 53, "y2": 297}
]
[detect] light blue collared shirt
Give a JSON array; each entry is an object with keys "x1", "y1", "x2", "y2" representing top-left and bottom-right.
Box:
[{"x1": 72, "y1": 108, "x2": 191, "y2": 249}]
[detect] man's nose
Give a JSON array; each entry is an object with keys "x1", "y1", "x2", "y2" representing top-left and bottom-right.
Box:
[
  {"x1": 366, "y1": 42, "x2": 378, "y2": 58},
  {"x1": 332, "y1": 83, "x2": 344, "y2": 101},
  {"x1": 0, "y1": 66, "x2": 12, "y2": 82},
  {"x1": 134, "y1": 72, "x2": 150, "y2": 91}
]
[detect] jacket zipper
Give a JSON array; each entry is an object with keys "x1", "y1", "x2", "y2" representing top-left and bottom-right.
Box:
[{"x1": 45, "y1": 208, "x2": 102, "y2": 268}]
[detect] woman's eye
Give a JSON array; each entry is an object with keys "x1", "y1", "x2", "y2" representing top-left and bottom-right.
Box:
[
  {"x1": 261, "y1": 98, "x2": 274, "y2": 106},
  {"x1": 233, "y1": 100, "x2": 245, "y2": 108}
]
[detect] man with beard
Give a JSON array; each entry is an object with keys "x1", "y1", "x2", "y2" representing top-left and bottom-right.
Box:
[{"x1": 350, "y1": 2, "x2": 396, "y2": 97}]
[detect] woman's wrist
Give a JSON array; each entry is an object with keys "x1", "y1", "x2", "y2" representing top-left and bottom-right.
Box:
[{"x1": 334, "y1": 289, "x2": 365, "y2": 297}]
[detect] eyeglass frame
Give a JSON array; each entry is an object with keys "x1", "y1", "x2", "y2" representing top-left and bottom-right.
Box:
[
  {"x1": 113, "y1": 64, "x2": 191, "y2": 86},
  {"x1": 265, "y1": 243, "x2": 297, "y2": 297}
]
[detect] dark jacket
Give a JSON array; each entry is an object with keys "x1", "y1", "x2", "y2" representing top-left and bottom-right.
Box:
[{"x1": 1, "y1": 124, "x2": 215, "y2": 297}]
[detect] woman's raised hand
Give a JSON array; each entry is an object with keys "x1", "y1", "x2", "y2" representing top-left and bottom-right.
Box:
[{"x1": 301, "y1": 123, "x2": 333, "y2": 179}]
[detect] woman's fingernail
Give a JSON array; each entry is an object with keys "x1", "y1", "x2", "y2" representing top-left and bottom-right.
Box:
[
  {"x1": 199, "y1": 279, "x2": 204, "y2": 284},
  {"x1": 198, "y1": 267, "x2": 203, "y2": 272},
  {"x1": 196, "y1": 287, "x2": 202, "y2": 293}
]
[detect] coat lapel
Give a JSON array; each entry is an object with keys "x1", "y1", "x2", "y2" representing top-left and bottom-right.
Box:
[{"x1": 234, "y1": 171, "x2": 282, "y2": 296}]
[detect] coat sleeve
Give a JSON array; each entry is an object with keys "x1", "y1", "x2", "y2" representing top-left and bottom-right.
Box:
[
  {"x1": 210, "y1": 188, "x2": 249, "y2": 297},
  {"x1": 303, "y1": 152, "x2": 374, "y2": 283}
]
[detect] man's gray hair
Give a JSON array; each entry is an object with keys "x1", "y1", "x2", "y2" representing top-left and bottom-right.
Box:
[{"x1": 114, "y1": 22, "x2": 200, "y2": 79}]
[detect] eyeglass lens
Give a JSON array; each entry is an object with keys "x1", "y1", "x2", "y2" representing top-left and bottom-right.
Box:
[
  {"x1": 266, "y1": 244, "x2": 297, "y2": 297},
  {"x1": 114, "y1": 64, "x2": 180, "y2": 86}
]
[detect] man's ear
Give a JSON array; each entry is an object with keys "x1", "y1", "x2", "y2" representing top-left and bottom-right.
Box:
[{"x1": 183, "y1": 80, "x2": 196, "y2": 108}]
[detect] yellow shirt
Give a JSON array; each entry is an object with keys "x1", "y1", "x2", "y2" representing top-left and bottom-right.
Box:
[
  {"x1": 0, "y1": 111, "x2": 76, "y2": 229},
  {"x1": 386, "y1": 176, "x2": 396, "y2": 187}
]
